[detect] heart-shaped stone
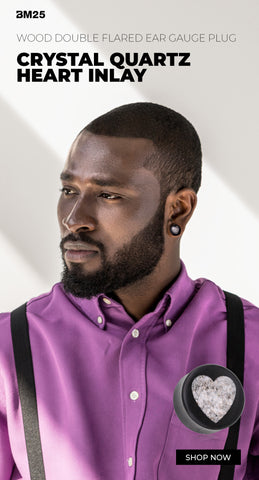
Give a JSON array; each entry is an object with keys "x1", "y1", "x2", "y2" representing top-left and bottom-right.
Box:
[{"x1": 191, "y1": 375, "x2": 236, "y2": 423}]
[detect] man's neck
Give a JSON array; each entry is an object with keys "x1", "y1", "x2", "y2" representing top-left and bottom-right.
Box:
[{"x1": 113, "y1": 257, "x2": 181, "y2": 321}]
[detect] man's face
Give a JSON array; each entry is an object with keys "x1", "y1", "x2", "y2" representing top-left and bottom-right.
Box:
[{"x1": 57, "y1": 132, "x2": 165, "y2": 298}]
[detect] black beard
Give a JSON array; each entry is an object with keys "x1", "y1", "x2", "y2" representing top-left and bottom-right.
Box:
[{"x1": 60, "y1": 200, "x2": 165, "y2": 298}]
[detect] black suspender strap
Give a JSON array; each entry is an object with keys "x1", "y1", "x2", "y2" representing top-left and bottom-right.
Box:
[
  {"x1": 11, "y1": 303, "x2": 46, "y2": 480},
  {"x1": 225, "y1": 291, "x2": 245, "y2": 385},
  {"x1": 217, "y1": 291, "x2": 245, "y2": 480}
]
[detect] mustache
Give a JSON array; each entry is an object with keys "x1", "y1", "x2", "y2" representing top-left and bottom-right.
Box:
[{"x1": 60, "y1": 232, "x2": 105, "y2": 252}]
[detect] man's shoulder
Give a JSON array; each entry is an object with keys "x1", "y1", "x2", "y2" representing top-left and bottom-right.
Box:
[
  {"x1": 0, "y1": 283, "x2": 63, "y2": 320},
  {"x1": 191, "y1": 277, "x2": 259, "y2": 321},
  {"x1": 26, "y1": 282, "x2": 63, "y2": 311},
  {"x1": 196, "y1": 275, "x2": 259, "y2": 322},
  {"x1": 0, "y1": 283, "x2": 66, "y2": 354}
]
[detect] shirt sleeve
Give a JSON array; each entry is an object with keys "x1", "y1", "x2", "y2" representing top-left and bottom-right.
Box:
[{"x1": 0, "y1": 373, "x2": 15, "y2": 479}]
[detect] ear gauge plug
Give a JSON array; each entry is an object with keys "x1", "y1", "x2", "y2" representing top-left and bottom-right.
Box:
[
  {"x1": 173, "y1": 364, "x2": 245, "y2": 434},
  {"x1": 170, "y1": 224, "x2": 181, "y2": 236}
]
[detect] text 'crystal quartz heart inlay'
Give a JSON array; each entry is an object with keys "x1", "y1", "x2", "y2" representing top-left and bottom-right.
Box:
[{"x1": 191, "y1": 375, "x2": 236, "y2": 423}]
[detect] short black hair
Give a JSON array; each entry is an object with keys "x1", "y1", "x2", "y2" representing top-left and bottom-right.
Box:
[{"x1": 83, "y1": 102, "x2": 202, "y2": 196}]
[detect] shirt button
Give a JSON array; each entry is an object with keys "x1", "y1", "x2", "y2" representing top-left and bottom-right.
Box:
[
  {"x1": 127, "y1": 457, "x2": 133, "y2": 467},
  {"x1": 130, "y1": 390, "x2": 139, "y2": 401},
  {"x1": 165, "y1": 319, "x2": 172, "y2": 327},
  {"x1": 102, "y1": 297, "x2": 111, "y2": 305},
  {"x1": 97, "y1": 315, "x2": 103, "y2": 324},
  {"x1": 132, "y1": 328, "x2": 140, "y2": 338}
]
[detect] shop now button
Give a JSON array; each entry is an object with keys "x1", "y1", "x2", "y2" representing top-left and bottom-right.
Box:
[{"x1": 176, "y1": 449, "x2": 241, "y2": 465}]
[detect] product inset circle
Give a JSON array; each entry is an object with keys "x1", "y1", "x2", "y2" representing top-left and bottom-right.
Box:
[{"x1": 173, "y1": 364, "x2": 245, "y2": 434}]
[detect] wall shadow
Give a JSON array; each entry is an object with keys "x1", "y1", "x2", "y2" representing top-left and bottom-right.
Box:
[
  {"x1": 51, "y1": 0, "x2": 259, "y2": 218},
  {"x1": 1, "y1": 97, "x2": 62, "y2": 282}
]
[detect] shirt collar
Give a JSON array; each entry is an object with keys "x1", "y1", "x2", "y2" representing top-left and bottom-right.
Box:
[
  {"x1": 63, "y1": 260, "x2": 195, "y2": 330},
  {"x1": 159, "y1": 261, "x2": 196, "y2": 330}
]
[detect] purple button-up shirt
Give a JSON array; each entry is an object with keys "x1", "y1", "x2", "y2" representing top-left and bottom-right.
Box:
[{"x1": 0, "y1": 263, "x2": 259, "y2": 479}]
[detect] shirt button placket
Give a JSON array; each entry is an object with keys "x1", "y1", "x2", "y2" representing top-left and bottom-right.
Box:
[{"x1": 120, "y1": 327, "x2": 146, "y2": 480}]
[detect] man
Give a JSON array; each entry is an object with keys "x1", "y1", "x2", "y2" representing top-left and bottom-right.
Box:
[{"x1": 0, "y1": 102, "x2": 258, "y2": 479}]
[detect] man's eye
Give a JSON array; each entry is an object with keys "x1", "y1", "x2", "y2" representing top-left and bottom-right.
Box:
[
  {"x1": 99, "y1": 192, "x2": 121, "y2": 200},
  {"x1": 60, "y1": 187, "x2": 75, "y2": 196}
]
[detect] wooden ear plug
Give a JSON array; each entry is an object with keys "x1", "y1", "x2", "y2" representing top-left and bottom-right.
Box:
[{"x1": 173, "y1": 364, "x2": 245, "y2": 434}]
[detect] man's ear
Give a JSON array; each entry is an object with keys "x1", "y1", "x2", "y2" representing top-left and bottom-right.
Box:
[{"x1": 164, "y1": 188, "x2": 197, "y2": 236}]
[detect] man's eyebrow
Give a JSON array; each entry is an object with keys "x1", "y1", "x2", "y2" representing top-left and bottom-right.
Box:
[
  {"x1": 60, "y1": 172, "x2": 74, "y2": 181},
  {"x1": 60, "y1": 171, "x2": 127, "y2": 188}
]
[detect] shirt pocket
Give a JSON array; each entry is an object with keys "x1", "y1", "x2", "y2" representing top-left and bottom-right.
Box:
[{"x1": 157, "y1": 410, "x2": 229, "y2": 480}]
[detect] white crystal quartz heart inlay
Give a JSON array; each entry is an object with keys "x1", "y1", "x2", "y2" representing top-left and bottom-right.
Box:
[{"x1": 191, "y1": 375, "x2": 236, "y2": 423}]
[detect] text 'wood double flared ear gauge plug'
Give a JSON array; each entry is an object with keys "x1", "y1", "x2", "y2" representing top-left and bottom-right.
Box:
[{"x1": 173, "y1": 364, "x2": 245, "y2": 434}]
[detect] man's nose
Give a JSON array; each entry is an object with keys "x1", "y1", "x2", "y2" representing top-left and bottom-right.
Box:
[{"x1": 62, "y1": 198, "x2": 96, "y2": 233}]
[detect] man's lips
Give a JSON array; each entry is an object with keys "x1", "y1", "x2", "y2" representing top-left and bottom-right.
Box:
[
  {"x1": 63, "y1": 241, "x2": 98, "y2": 251},
  {"x1": 63, "y1": 241, "x2": 99, "y2": 262}
]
